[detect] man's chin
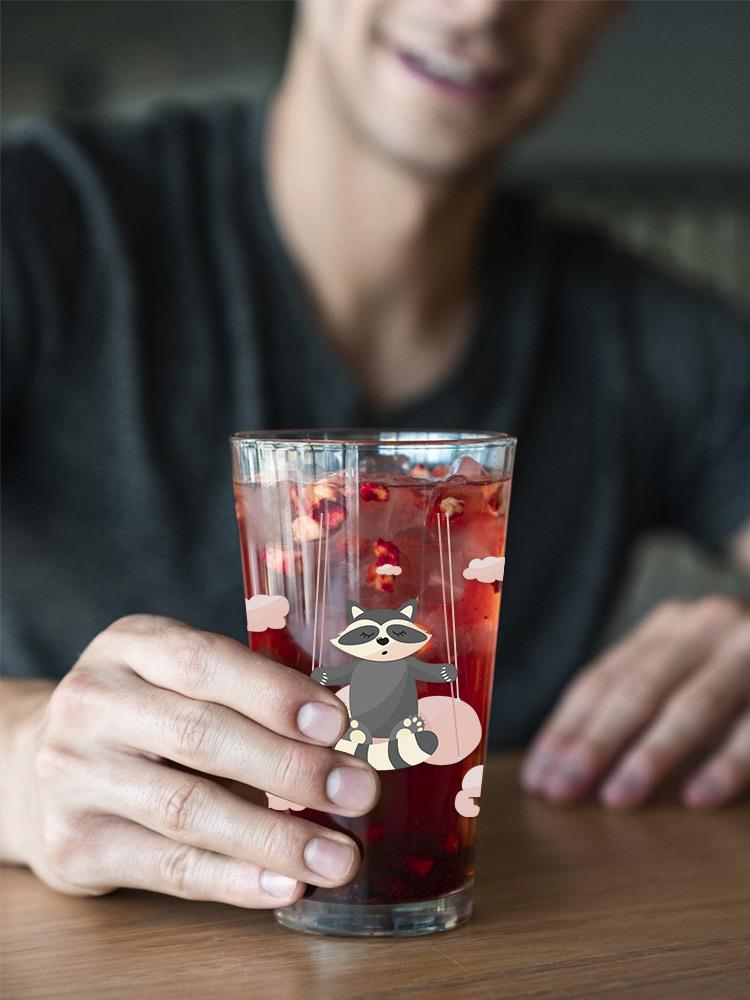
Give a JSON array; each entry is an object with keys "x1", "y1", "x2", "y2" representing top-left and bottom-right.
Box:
[
  {"x1": 313, "y1": 55, "x2": 501, "y2": 182},
  {"x1": 354, "y1": 116, "x2": 500, "y2": 182}
]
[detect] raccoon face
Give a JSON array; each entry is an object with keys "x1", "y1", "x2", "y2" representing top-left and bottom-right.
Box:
[{"x1": 330, "y1": 600, "x2": 431, "y2": 662}]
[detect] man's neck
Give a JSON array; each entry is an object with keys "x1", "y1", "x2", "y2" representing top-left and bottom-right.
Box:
[{"x1": 267, "y1": 58, "x2": 496, "y2": 412}]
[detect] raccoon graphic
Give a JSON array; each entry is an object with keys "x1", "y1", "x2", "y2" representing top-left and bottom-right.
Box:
[{"x1": 311, "y1": 600, "x2": 458, "y2": 771}]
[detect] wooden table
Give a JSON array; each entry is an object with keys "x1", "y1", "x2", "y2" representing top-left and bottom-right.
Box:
[{"x1": 2, "y1": 755, "x2": 749, "y2": 1000}]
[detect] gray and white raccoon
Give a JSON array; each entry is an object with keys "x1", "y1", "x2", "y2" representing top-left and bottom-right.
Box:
[{"x1": 311, "y1": 600, "x2": 457, "y2": 770}]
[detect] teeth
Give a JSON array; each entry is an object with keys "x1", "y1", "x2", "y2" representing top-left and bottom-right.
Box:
[{"x1": 417, "y1": 50, "x2": 482, "y2": 85}]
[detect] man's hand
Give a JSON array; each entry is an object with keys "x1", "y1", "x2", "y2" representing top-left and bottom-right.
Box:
[
  {"x1": 1, "y1": 615, "x2": 379, "y2": 907},
  {"x1": 521, "y1": 596, "x2": 750, "y2": 810}
]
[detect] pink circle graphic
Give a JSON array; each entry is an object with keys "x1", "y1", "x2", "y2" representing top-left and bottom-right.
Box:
[{"x1": 417, "y1": 696, "x2": 482, "y2": 765}]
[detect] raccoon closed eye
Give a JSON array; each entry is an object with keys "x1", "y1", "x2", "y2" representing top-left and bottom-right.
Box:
[
  {"x1": 360, "y1": 629, "x2": 378, "y2": 639},
  {"x1": 386, "y1": 624, "x2": 427, "y2": 642}
]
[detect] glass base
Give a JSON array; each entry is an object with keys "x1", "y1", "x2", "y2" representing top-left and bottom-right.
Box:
[{"x1": 274, "y1": 881, "x2": 473, "y2": 938}]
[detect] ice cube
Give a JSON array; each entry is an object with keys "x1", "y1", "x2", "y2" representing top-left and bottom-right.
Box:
[
  {"x1": 358, "y1": 453, "x2": 411, "y2": 477},
  {"x1": 447, "y1": 456, "x2": 490, "y2": 481},
  {"x1": 292, "y1": 513, "x2": 322, "y2": 542}
]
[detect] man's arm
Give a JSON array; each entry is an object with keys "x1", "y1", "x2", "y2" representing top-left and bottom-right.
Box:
[
  {"x1": 523, "y1": 271, "x2": 750, "y2": 812},
  {"x1": 408, "y1": 660, "x2": 458, "y2": 684},
  {"x1": 311, "y1": 663, "x2": 356, "y2": 686}
]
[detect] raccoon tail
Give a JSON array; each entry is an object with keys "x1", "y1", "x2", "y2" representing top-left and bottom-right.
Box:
[{"x1": 334, "y1": 729, "x2": 439, "y2": 771}]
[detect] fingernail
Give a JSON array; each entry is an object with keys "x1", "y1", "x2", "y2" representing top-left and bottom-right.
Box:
[
  {"x1": 521, "y1": 750, "x2": 554, "y2": 791},
  {"x1": 548, "y1": 761, "x2": 588, "y2": 797},
  {"x1": 326, "y1": 766, "x2": 377, "y2": 812},
  {"x1": 684, "y1": 774, "x2": 725, "y2": 809},
  {"x1": 601, "y1": 770, "x2": 645, "y2": 808},
  {"x1": 297, "y1": 702, "x2": 344, "y2": 744},
  {"x1": 304, "y1": 837, "x2": 356, "y2": 881},
  {"x1": 259, "y1": 870, "x2": 299, "y2": 898}
]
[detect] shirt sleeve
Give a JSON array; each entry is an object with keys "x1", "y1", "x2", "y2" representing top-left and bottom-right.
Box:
[{"x1": 625, "y1": 264, "x2": 750, "y2": 553}]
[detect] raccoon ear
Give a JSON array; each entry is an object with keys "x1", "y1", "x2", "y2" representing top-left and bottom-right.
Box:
[
  {"x1": 397, "y1": 600, "x2": 417, "y2": 620},
  {"x1": 348, "y1": 601, "x2": 366, "y2": 620}
]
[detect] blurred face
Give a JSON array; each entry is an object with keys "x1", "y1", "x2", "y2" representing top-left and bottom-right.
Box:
[{"x1": 295, "y1": 0, "x2": 620, "y2": 177}]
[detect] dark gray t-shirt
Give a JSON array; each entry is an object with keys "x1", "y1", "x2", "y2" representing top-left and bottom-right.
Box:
[{"x1": 3, "y1": 100, "x2": 749, "y2": 748}]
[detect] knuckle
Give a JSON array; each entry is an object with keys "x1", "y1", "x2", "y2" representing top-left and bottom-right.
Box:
[
  {"x1": 689, "y1": 595, "x2": 744, "y2": 635},
  {"x1": 250, "y1": 814, "x2": 296, "y2": 865},
  {"x1": 614, "y1": 674, "x2": 655, "y2": 715},
  {"x1": 565, "y1": 663, "x2": 608, "y2": 705},
  {"x1": 271, "y1": 743, "x2": 311, "y2": 793},
  {"x1": 575, "y1": 663, "x2": 607, "y2": 691},
  {"x1": 89, "y1": 614, "x2": 162, "y2": 655},
  {"x1": 42, "y1": 815, "x2": 87, "y2": 873},
  {"x1": 107, "y1": 613, "x2": 185, "y2": 637},
  {"x1": 250, "y1": 669, "x2": 298, "y2": 722},
  {"x1": 47, "y1": 669, "x2": 104, "y2": 725},
  {"x1": 671, "y1": 685, "x2": 726, "y2": 730},
  {"x1": 663, "y1": 598, "x2": 688, "y2": 616},
  {"x1": 33, "y1": 741, "x2": 75, "y2": 786},
  {"x1": 695, "y1": 594, "x2": 741, "y2": 619},
  {"x1": 172, "y1": 630, "x2": 220, "y2": 691},
  {"x1": 649, "y1": 600, "x2": 688, "y2": 634},
  {"x1": 107, "y1": 613, "x2": 155, "y2": 635},
  {"x1": 159, "y1": 780, "x2": 212, "y2": 835},
  {"x1": 85, "y1": 614, "x2": 187, "y2": 663},
  {"x1": 171, "y1": 703, "x2": 221, "y2": 762},
  {"x1": 159, "y1": 843, "x2": 201, "y2": 895}
]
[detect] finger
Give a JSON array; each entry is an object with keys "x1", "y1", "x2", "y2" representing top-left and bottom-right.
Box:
[
  {"x1": 70, "y1": 816, "x2": 306, "y2": 908},
  {"x1": 683, "y1": 710, "x2": 750, "y2": 809},
  {"x1": 523, "y1": 599, "x2": 743, "y2": 802},
  {"x1": 522, "y1": 603, "x2": 691, "y2": 778},
  {"x1": 101, "y1": 680, "x2": 379, "y2": 817},
  {"x1": 600, "y1": 623, "x2": 750, "y2": 809},
  {"x1": 101, "y1": 756, "x2": 360, "y2": 887},
  {"x1": 94, "y1": 615, "x2": 349, "y2": 747}
]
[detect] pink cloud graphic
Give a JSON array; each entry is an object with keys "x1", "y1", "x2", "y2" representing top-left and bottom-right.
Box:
[
  {"x1": 245, "y1": 594, "x2": 290, "y2": 632},
  {"x1": 375, "y1": 563, "x2": 402, "y2": 576},
  {"x1": 455, "y1": 764, "x2": 484, "y2": 817},
  {"x1": 462, "y1": 555, "x2": 505, "y2": 583},
  {"x1": 266, "y1": 792, "x2": 305, "y2": 812}
]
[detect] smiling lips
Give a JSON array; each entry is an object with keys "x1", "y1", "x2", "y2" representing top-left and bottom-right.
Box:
[{"x1": 397, "y1": 47, "x2": 507, "y2": 98}]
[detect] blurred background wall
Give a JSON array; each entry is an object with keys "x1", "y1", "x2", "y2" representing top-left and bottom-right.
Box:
[{"x1": 3, "y1": 0, "x2": 749, "y2": 634}]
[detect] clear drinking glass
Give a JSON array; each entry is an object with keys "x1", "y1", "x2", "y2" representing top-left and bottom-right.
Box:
[{"x1": 230, "y1": 429, "x2": 515, "y2": 937}]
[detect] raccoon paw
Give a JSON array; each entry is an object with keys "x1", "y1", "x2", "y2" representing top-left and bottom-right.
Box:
[
  {"x1": 345, "y1": 719, "x2": 372, "y2": 745},
  {"x1": 413, "y1": 728, "x2": 439, "y2": 756},
  {"x1": 390, "y1": 715, "x2": 427, "y2": 740},
  {"x1": 440, "y1": 663, "x2": 458, "y2": 683}
]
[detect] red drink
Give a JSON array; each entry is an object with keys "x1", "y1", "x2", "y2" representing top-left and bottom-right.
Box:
[{"x1": 231, "y1": 431, "x2": 515, "y2": 936}]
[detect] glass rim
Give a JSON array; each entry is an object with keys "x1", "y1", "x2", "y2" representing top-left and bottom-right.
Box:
[{"x1": 230, "y1": 428, "x2": 516, "y2": 448}]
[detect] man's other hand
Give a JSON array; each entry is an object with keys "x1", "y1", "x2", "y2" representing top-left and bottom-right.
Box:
[
  {"x1": 1, "y1": 616, "x2": 379, "y2": 906},
  {"x1": 522, "y1": 596, "x2": 750, "y2": 809}
]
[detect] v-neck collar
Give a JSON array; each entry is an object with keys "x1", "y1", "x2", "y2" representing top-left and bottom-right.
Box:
[{"x1": 244, "y1": 96, "x2": 542, "y2": 435}]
